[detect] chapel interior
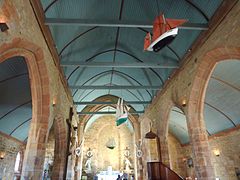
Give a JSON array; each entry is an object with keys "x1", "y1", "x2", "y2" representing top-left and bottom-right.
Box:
[{"x1": 0, "y1": 0, "x2": 240, "y2": 180}]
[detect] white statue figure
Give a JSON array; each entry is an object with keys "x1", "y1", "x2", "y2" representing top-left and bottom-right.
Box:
[
  {"x1": 85, "y1": 148, "x2": 93, "y2": 173},
  {"x1": 85, "y1": 157, "x2": 92, "y2": 171},
  {"x1": 124, "y1": 157, "x2": 132, "y2": 172},
  {"x1": 135, "y1": 139, "x2": 143, "y2": 158}
]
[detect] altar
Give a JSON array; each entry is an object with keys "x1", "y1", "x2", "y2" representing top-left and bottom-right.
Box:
[{"x1": 96, "y1": 166, "x2": 122, "y2": 180}]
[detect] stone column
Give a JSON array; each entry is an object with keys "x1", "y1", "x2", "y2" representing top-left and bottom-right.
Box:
[
  {"x1": 75, "y1": 123, "x2": 85, "y2": 180},
  {"x1": 133, "y1": 120, "x2": 143, "y2": 180},
  {"x1": 158, "y1": 133, "x2": 170, "y2": 166},
  {"x1": 21, "y1": 124, "x2": 48, "y2": 179},
  {"x1": 52, "y1": 116, "x2": 68, "y2": 180},
  {"x1": 187, "y1": 100, "x2": 215, "y2": 180}
]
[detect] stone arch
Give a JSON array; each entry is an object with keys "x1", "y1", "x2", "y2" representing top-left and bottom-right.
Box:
[
  {"x1": 189, "y1": 47, "x2": 240, "y2": 120},
  {"x1": 0, "y1": 38, "x2": 51, "y2": 179},
  {"x1": 79, "y1": 95, "x2": 140, "y2": 132},
  {"x1": 52, "y1": 115, "x2": 69, "y2": 180},
  {"x1": 187, "y1": 47, "x2": 240, "y2": 179},
  {"x1": 78, "y1": 95, "x2": 142, "y2": 178},
  {"x1": 154, "y1": 99, "x2": 174, "y2": 166},
  {"x1": 166, "y1": 105, "x2": 189, "y2": 177}
]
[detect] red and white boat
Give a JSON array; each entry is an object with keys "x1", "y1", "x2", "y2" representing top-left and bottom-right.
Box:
[{"x1": 144, "y1": 14, "x2": 187, "y2": 52}]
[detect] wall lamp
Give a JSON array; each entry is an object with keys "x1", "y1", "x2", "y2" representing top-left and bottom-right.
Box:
[
  {"x1": 213, "y1": 149, "x2": 220, "y2": 156},
  {"x1": 52, "y1": 97, "x2": 57, "y2": 107},
  {"x1": 0, "y1": 150, "x2": 6, "y2": 159},
  {"x1": 0, "y1": 23, "x2": 9, "y2": 32},
  {"x1": 181, "y1": 99, "x2": 187, "y2": 107}
]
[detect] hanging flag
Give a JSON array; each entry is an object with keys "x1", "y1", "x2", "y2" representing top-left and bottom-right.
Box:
[{"x1": 116, "y1": 98, "x2": 129, "y2": 126}]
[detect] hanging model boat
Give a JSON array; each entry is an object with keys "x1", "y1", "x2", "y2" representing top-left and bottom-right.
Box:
[
  {"x1": 144, "y1": 14, "x2": 187, "y2": 52},
  {"x1": 115, "y1": 98, "x2": 130, "y2": 126}
]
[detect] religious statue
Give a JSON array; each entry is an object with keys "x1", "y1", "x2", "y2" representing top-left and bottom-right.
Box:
[
  {"x1": 75, "y1": 139, "x2": 84, "y2": 157},
  {"x1": 124, "y1": 156, "x2": 132, "y2": 172},
  {"x1": 85, "y1": 148, "x2": 93, "y2": 173},
  {"x1": 124, "y1": 147, "x2": 132, "y2": 172},
  {"x1": 69, "y1": 123, "x2": 78, "y2": 154},
  {"x1": 135, "y1": 139, "x2": 143, "y2": 158}
]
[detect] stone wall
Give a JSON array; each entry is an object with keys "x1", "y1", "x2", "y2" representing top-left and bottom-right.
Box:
[
  {"x1": 209, "y1": 129, "x2": 240, "y2": 180},
  {"x1": 0, "y1": 132, "x2": 25, "y2": 180},
  {"x1": 0, "y1": 0, "x2": 78, "y2": 178},
  {"x1": 168, "y1": 133, "x2": 186, "y2": 178},
  {"x1": 168, "y1": 129, "x2": 240, "y2": 180},
  {"x1": 139, "y1": 1, "x2": 240, "y2": 179},
  {"x1": 83, "y1": 115, "x2": 134, "y2": 174},
  {"x1": 43, "y1": 128, "x2": 55, "y2": 178}
]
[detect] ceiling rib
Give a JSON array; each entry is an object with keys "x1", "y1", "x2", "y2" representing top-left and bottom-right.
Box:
[
  {"x1": 0, "y1": 73, "x2": 28, "y2": 84},
  {"x1": 45, "y1": 18, "x2": 208, "y2": 30},
  {"x1": 74, "y1": 101, "x2": 151, "y2": 105},
  {"x1": 77, "y1": 87, "x2": 144, "y2": 103},
  {"x1": 184, "y1": 0, "x2": 209, "y2": 21},
  {"x1": 44, "y1": 0, "x2": 58, "y2": 13},
  {"x1": 78, "y1": 111, "x2": 144, "y2": 115},
  {"x1": 9, "y1": 117, "x2": 32, "y2": 136},
  {"x1": 66, "y1": 49, "x2": 164, "y2": 84},
  {"x1": 70, "y1": 85, "x2": 161, "y2": 90},
  {"x1": 72, "y1": 69, "x2": 153, "y2": 100},
  {"x1": 0, "y1": 100, "x2": 31, "y2": 121},
  {"x1": 61, "y1": 62, "x2": 178, "y2": 69},
  {"x1": 205, "y1": 102, "x2": 236, "y2": 127},
  {"x1": 59, "y1": 26, "x2": 98, "y2": 56},
  {"x1": 73, "y1": 70, "x2": 152, "y2": 100},
  {"x1": 211, "y1": 76, "x2": 240, "y2": 92}
]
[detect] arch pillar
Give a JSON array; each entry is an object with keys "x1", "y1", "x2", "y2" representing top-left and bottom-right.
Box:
[
  {"x1": 157, "y1": 100, "x2": 173, "y2": 167},
  {"x1": 0, "y1": 39, "x2": 51, "y2": 180},
  {"x1": 186, "y1": 102, "x2": 215, "y2": 179},
  {"x1": 52, "y1": 115, "x2": 69, "y2": 180}
]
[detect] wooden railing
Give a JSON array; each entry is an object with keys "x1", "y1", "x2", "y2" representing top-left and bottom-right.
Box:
[{"x1": 147, "y1": 162, "x2": 183, "y2": 180}]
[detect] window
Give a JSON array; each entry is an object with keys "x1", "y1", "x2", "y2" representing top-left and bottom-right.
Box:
[{"x1": 14, "y1": 152, "x2": 21, "y2": 172}]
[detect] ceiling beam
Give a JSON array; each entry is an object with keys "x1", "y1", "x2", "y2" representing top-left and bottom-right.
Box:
[
  {"x1": 74, "y1": 101, "x2": 151, "y2": 105},
  {"x1": 70, "y1": 85, "x2": 161, "y2": 90},
  {"x1": 61, "y1": 62, "x2": 178, "y2": 69},
  {"x1": 45, "y1": 18, "x2": 208, "y2": 30},
  {"x1": 78, "y1": 111, "x2": 144, "y2": 115}
]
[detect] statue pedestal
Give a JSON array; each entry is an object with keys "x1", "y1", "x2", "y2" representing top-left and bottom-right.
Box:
[{"x1": 84, "y1": 169, "x2": 92, "y2": 174}]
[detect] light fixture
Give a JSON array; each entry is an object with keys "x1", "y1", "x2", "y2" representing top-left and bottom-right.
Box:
[
  {"x1": 181, "y1": 99, "x2": 187, "y2": 107},
  {"x1": 0, "y1": 23, "x2": 9, "y2": 32},
  {"x1": 0, "y1": 151, "x2": 6, "y2": 159},
  {"x1": 52, "y1": 97, "x2": 57, "y2": 106},
  {"x1": 213, "y1": 149, "x2": 220, "y2": 156},
  {"x1": 187, "y1": 158, "x2": 194, "y2": 168},
  {"x1": 145, "y1": 130, "x2": 157, "y2": 139},
  {"x1": 145, "y1": 122, "x2": 157, "y2": 139},
  {"x1": 106, "y1": 138, "x2": 116, "y2": 149}
]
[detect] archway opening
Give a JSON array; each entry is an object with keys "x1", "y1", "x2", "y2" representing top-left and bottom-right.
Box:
[
  {"x1": 42, "y1": 126, "x2": 55, "y2": 179},
  {"x1": 167, "y1": 106, "x2": 192, "y2": 178},
  {"x1": 203, "y1": 59, "x2": 240, "y2": 179},
  {"x1": 0, "y1": 56, "x2": 32, "y2": 179},
  {"x1": 82, "y1": 112, "x2": 135, "y2": 179}
]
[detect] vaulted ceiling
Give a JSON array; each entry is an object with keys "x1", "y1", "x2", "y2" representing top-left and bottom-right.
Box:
[
  {"x1": 40, "y1": 0, "x2": 223, "y2": 115},
  {"x1": 2, "y1": 1, "x2": 239, "y2": 143},
  {"x1": 0, "y1": 57, "x2": 31, "y2": 141},
  {"x1": 169, "y1": 60, "x2": 240, "y2": 144}
]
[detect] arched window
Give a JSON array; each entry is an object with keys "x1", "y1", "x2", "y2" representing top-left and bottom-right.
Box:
[{"x1": 14, "y1": 152, "x2": 21, "y2": 172}]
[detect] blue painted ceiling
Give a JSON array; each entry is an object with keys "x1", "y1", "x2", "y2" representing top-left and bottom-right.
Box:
[
  {"x1": 1, "y1": 1, "x2": 233, "y2": 143},
  {"x1": 0, "y1": 57, "x2": 32, "y2": 141},
  {"x1": 169, "y1": 60, "x2": 240, "y2": 144},
  {"x1": 40, "y1": 0, "x2": 223, "y2": 114}
]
